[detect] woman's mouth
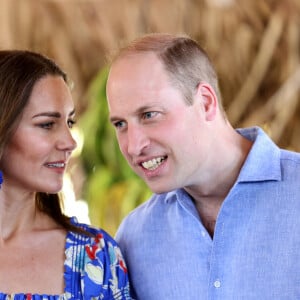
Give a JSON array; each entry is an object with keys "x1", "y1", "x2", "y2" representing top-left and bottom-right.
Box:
[{"x1": 45, "y1": 162, "x2": 66, "y2": 168}]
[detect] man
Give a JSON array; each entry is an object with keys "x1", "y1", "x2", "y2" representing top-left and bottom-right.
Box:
[{"x1": 106, "y1": 33, "x2": 300, "y2": 299}]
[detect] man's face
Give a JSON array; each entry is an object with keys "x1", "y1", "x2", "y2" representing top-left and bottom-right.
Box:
[{"x1": 106, "y1": 52, "x2": 212, "y2": 194}]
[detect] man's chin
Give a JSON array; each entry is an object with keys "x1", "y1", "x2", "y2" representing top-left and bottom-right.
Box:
[{"x1": 146, "y1": 183, "x2": 174, "y2": 195}]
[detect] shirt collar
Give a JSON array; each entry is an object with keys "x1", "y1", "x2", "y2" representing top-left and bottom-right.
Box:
[{"x1": 236, "y1": 126, "x2": 281, "y2": 182}]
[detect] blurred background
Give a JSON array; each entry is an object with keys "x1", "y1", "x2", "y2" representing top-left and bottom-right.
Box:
[{"x1": 0, "y1": 0, "x2": 299, "y2": 235}]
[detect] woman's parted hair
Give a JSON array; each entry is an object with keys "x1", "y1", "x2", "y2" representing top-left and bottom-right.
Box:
[
  {"x1": 0, "y1": 50, "x2": 88, "y2": 235},
  {"x1": 114, "y1": 33, "x2": 222, "y2": 106},
  {"x1": 0, "y1": 50, "x2": 67, "y2": 155}
]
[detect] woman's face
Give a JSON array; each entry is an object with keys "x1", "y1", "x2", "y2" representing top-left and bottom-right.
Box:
[{"x1": 0, "y1": 75, "x2": 77, "y2": 194}]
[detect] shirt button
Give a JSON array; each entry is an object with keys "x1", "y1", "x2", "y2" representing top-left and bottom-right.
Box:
[
  {"x1": 201, "y1": 231, "x2": 206, "y2": 237},
  {"x1": 214, "y1": 280, "x2": 221, "y2": 288}
]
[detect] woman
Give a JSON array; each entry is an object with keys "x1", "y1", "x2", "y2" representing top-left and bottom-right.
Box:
[{"x1": 0, "y1": 50, "x2": 131, "y2": 299}]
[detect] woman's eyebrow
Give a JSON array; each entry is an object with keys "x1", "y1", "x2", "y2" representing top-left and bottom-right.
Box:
[
  {"x1": 32, "y1": 112, "x2": 61, "y2": 119},
  {"x1": 32, "y1": 109, "x2": 75, "y2": 119}
]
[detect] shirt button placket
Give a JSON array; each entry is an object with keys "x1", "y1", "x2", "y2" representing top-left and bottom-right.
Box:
[{"x1": 214, "y1": 280, "x2": 221, "y2": 288}]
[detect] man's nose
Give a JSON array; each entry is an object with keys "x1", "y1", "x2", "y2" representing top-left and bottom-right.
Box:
[{"x1": 126, "y1": 125, "x2": 150, "y2": 156}]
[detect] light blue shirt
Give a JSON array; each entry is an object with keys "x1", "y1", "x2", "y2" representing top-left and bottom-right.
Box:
[{"x1": 116, "y1": 127, "x2": 300, "y2": 300}]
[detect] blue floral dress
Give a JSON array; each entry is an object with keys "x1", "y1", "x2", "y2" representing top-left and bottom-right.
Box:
[{"x1": 0, "y1": 218, "x2": 131, "y2": 300}]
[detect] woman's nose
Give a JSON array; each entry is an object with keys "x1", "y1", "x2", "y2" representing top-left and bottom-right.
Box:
[{"x1": 57, "y1": 127, "x2": 77, "y2": 152}]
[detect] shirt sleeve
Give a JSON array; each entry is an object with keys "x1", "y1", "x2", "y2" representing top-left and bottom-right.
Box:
[{"x1": 82, "y1": 230, "x2": 132, "y2": 299}]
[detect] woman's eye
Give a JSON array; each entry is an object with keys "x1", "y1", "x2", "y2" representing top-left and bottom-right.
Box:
[
  {"x1": 39, "y1": 122, "x2": 54, "y2": 129},
  {"x1": 68, "y1": 119, "x2": 76, "y2": 128}
]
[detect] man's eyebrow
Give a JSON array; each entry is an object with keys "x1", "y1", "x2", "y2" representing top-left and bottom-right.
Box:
[
  {"x1": 109, "y1": 116, "x2": 120, "y2": 123},
  {"x1": 32, "y1": 109, "x2": 76, "y2": 119},
  {"x1": 109, "y1": 105, "x2": 156, "y2": 123}
]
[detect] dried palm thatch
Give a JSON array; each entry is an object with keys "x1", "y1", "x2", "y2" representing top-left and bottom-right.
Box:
[{"x1": 0, "y1": 0, "x2": 298, "y2": 148}]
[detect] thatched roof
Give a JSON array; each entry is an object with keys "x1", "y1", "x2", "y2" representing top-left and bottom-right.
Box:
[{"x1": 0, "y1": 0, "x2": 299, "y2": 150}]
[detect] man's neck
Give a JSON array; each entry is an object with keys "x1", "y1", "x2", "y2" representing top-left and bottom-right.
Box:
[{"x1": 184, "y1": 131, "x2": 253, "y2": 237}]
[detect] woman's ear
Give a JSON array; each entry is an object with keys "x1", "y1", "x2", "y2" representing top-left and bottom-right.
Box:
[{"x1": 196, "y1": 82, "x2": 218, "y2": 121}]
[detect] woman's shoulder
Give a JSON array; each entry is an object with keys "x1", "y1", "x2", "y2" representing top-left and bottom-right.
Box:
[
  {"x1": 66, "y1": 217, "x2": 127, "y2": 270},
  {"x1": 64, "y1": 218, "x2": 131, "y2": 299},
  {"x1": 68, "y1": 216, "x2": 118, "y2": 246}
]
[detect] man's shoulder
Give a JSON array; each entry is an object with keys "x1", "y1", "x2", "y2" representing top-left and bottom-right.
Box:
[
  {"x1": 126, "y1": 190, "x2": 178, "y2": 217},
  {"x1": 280, "y1": 148, "x2": 300, "y2": 162},
  {"x1": 279, "y1": 148, "x2": 300, "y2": 180},
  {"x1": 116, "y1": 189, "x2": 184, "y2": 232}
]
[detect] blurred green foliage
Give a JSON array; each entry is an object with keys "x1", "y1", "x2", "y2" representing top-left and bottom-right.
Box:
[{"x1": 79, "y1": 67, "x2": 151, "y2": 235}]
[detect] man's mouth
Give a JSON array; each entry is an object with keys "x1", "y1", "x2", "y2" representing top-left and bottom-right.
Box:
[{"x1": 141, "y1": 156, "x2": 166, "y2": 170}]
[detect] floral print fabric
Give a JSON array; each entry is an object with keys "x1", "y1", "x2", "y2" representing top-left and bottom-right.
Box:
[{"x1": 0, "y1": 218, "x2": 131, "y2": 300}]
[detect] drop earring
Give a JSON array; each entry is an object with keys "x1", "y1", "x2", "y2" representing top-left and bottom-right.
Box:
[{"x1": 0, "y1": 171, "x2": 3, "y2": 188}]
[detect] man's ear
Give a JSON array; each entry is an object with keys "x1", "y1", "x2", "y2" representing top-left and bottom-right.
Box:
[{"x1": 196, "y1": 82, "x2": 218, "y2": 121}]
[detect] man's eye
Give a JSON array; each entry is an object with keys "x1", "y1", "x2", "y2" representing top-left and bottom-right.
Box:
[
  {"x1": 114, "y1": 121, "x2": 126, "y2": 129},
  {"x1": 143, "y1": 111, "x2": 157, "y2": 119}
]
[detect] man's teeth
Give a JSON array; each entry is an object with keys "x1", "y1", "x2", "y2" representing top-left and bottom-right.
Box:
[
  {"x1": 47, "y1": 163, "x2": 65, "y2": 168},
  {"x1": 142, "y1": 157, "x2": 165, "y2": 170}
]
